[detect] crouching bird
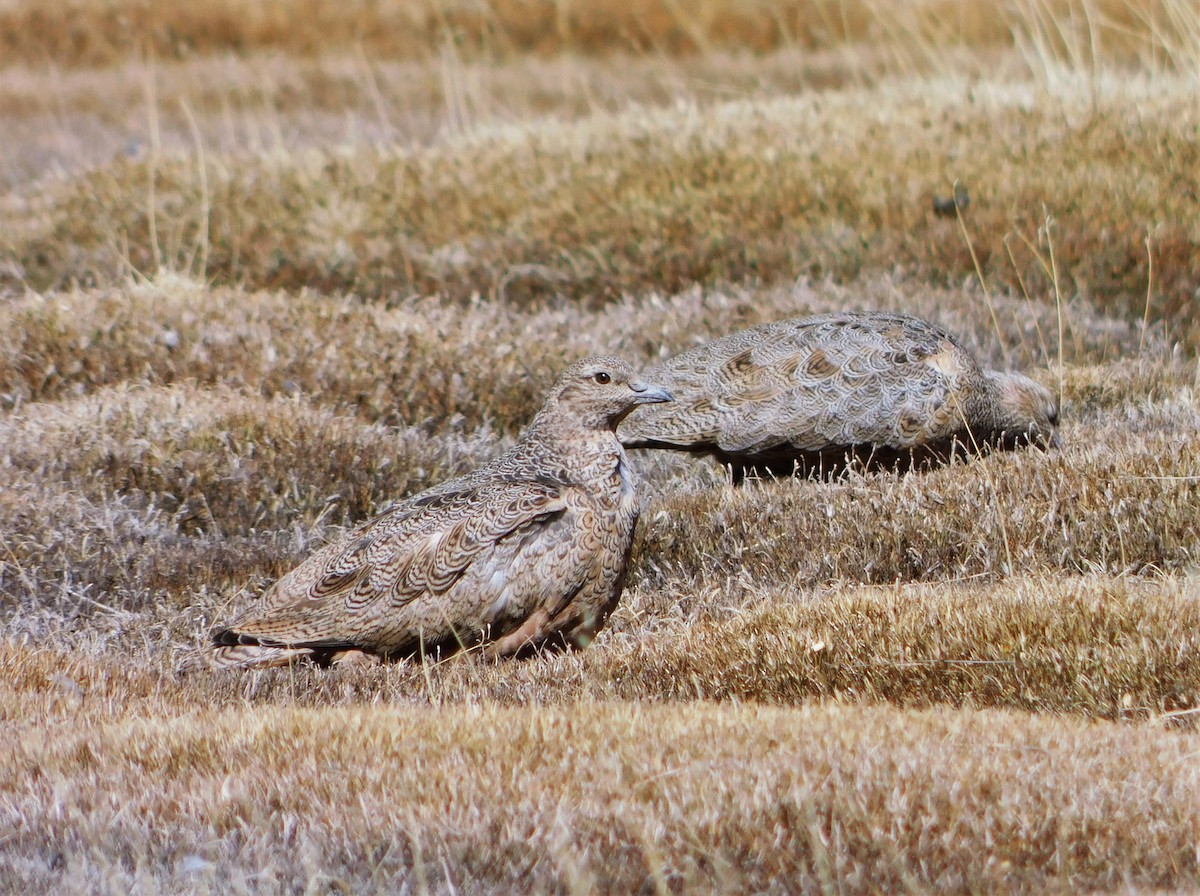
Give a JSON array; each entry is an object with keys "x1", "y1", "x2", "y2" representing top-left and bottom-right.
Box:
[
  {"x1": 206, "y1": 357, "x2": 672, "y2": 670},
  {"x1": 619, "y1": 311, "x2": 1059, "y2": 482}
]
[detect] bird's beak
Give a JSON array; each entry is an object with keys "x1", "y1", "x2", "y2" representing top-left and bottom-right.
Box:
[{"x1": 629, "y1": 381, "x2": 673, "y2": 404}]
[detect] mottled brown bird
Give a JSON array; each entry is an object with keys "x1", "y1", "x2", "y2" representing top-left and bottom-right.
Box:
[
  {"x1": 619, "y1": 312, "x2": 1059, "y2": 481},
  {"x1": 208, "y1": 357, "x2": 672, "y2": 670}
]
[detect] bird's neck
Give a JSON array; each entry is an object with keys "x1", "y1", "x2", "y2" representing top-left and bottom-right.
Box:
[
  {"x1": 517, "y1": 414, "x2": 626, "y2": 485},
  {"x1": 976, "y1": 371, "x2": 1015, "y2": 433}
]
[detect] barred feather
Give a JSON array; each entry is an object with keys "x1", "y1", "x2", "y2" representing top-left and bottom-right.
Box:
[
  {"x1": 196, "y1": 356, "x2": 671, "y2": 670},
  {"x1": 619, "y1": 312, "x2": 1059, "y2": 480}
]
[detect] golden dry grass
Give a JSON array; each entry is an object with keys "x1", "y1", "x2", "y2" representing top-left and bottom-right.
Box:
[
  {"x1": 2, "y1": 693, "x2": 1198, "y2": 894},
  {"x1": 0, "y1": 47, "x2": 918, "y2": 192},
  {"x1": 2, "y1": 0, "x2": 1194, "y2": 68},
  {"x1": 3, "y1": 2, "x2": 1200, "y2": 893},
  {"x1": 5, "y1": 75, "x2": 1199, "y2": 343},
  {"x1": 3, "y1": 275, "x2": 1198, "y2": 890}
]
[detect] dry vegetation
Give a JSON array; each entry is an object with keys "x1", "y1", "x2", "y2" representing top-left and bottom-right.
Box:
[
  {"x1": 2, "y1": 0, "x2": 1200, "y2": 893},
  {"x1": 6, "y1": 76, "x2": 1200, "y2": 336},
  {"x1": 3, "y1": 0, "x2": 1192, "y2": 68}
]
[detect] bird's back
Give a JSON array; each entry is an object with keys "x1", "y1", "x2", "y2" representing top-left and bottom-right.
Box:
[{"x1": 620, "y1": 312, "x2": 992, "y2": 470}]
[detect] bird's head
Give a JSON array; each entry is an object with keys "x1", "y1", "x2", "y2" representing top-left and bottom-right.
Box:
[
  {"x1": 543, "y1": 356, "x2": 673, "y2": 431},
  {"x1": 986, "y1": 370, "x2": 1061, "y2": 449}
]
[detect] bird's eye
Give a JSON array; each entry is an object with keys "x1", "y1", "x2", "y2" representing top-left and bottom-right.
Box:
[{"x1": 592, "y1": 371, "x2": 611, "y2": 385}]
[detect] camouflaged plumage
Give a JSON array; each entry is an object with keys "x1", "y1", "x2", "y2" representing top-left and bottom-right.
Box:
[
  {"x1": 209, "y1": 356, "x2": 671, "y2": 669},
  {"x1": 619, "y1": 312, "x2": 1059, "y2": 480}
]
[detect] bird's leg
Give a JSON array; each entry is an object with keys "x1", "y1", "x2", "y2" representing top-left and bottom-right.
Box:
[
  {"x1": 483, "y1": 608, "x2": 553, "y2": 658},
  {"x1": 330, "y1": 649, "x2": 383, "y2": 667}
]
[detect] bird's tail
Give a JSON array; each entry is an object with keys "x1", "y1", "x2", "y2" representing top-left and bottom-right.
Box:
[{"x1": 208, "y1": 643, "x2": 315, "y2": 670}]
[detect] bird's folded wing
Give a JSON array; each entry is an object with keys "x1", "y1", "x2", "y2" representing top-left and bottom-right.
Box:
[
  {"x1": 623, "y1": 313, "x2": 980, "y2": 455},
  {"x1": 226, "y1": 478, "x2": 569, "y2": 644},
  {"x1": 705, "y1": 337, "x2": 962, "y2": 454},
  {"x1": 368, "y1": 478, "x2": 570, "y2": 602}
]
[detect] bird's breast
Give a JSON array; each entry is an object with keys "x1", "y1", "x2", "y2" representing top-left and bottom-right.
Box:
[{"x1": 617, "y1": 452, "x2": 635, "y2": 501}]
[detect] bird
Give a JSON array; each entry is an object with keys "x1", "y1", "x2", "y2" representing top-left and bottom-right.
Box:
[
  {"x1": 618, "y1": 311, "x2": 1059, "y2": 482},
  {"x1": 207, "y1": 356, "x2": 672, "y2": 670}
]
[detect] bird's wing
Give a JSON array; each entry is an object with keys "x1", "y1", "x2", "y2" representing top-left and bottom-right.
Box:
[
  {"x1": 223, "y1": 477, "x2": 569, "y2": 647},
  {"x1": 771, "y1": 317, "x2": 979, "y2": 450},
  {"x1": 718, "y1": 319, "x2": 972, "y2": 452},
  {"x1": 619, "y1": 324, "x2": 810, "y2": 447},
  {"x1": 624, "y1": 314, "x2": 978, "y2": 454}
]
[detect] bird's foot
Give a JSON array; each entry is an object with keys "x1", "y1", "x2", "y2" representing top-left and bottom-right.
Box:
[{"x1": 330, "y1": 649, "x2": 383, "y2": 668}]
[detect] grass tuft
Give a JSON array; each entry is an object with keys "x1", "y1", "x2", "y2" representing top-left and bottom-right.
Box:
[
  {"x1": 5, "y1": 78, "x2": 1197, "y2": 346},
  {"x1": 3, "y1": 3, "x2": 1200, "y2": 890}
]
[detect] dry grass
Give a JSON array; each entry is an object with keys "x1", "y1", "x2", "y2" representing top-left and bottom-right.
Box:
[
  {"x1": 4, "y1": 75, "x2": 1198, "y2": 349},
  {"x1": 0, "y1": 274, "x2": 1149, "y2": 421},
  {"x1": 0, "y1": 48, "x2": 922, "y2": 191},
  {"x1": 2, "y1": 695, "x2": 1198, "y2": 894},
  {"x1": 3, "y1": 2, "x2": 1200, "y2": 892},
  {"x1": 2, "y1": 0, "x2": 1194, "y2": 68}
]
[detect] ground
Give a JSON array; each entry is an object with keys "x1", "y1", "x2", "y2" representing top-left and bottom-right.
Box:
[{"x1": 1, "y1": 1, "x2": 1199, "y2": 893}]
